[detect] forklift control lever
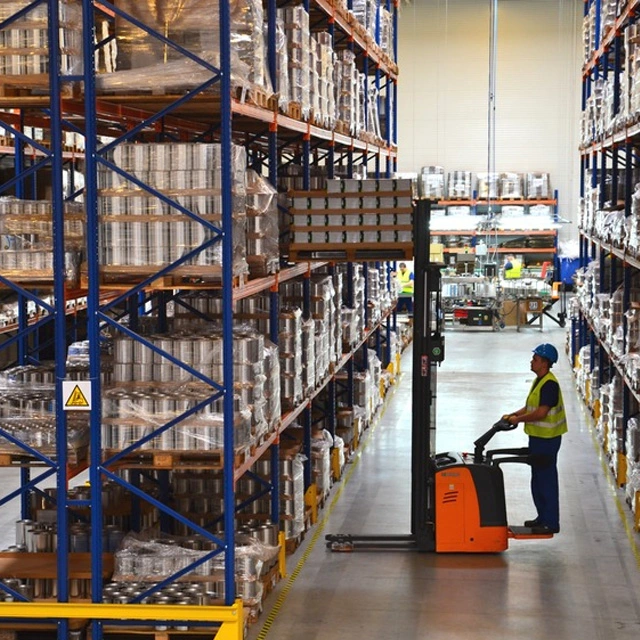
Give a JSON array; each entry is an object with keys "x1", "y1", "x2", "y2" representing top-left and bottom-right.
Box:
[{"x1": 472, "y1": 418, "x2": 519, "y2": 463}]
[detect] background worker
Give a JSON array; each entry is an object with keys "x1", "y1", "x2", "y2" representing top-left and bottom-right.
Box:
[
  {"x1": 395, "y1": 262, "x2": 414, "y2": 315},
  {"x1": 504, "y1": 253, "x2": 522, "y2": 279},
  {"x1": 503, "y1": 343, "x2": 567, "y2": 535}
]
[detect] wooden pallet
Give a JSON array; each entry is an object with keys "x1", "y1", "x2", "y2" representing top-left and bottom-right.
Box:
[
  {"x1": 0, "y1": 621, "x2": 86, "y2": 640},
  {"x1": 334, "y1": 120, "x2": 351, "y2": 136},
  {"x1": 0, "y1": 444, "x2": 88, "y2": 468},
  {"x1": 286, "y1": 101, "x2": 302, "y2": 120},
  {"x1": 284, "y1": 529, "x2": 305, "y2": 556},
  {"x1": 80, "y1": 265, "x2": 246, "y2": 290},
  {"x1": 288, "y1": 242, "x2": 414, "y2": 263},
  {"x1": 0, "y1": 269, "x2": 73, "y2": 287},
  {"x1": 235, "y1": 85, "x2": 277, "y2": 111},
  {"x1": 0, "y1": 74, "x2": 80, "y2": 98},
  {"x1": 103, "y1": 447, "x2": 249, "y2": 470},
  {"x1": 97, "y1": 625, "x2": 222, "y2": 639}
]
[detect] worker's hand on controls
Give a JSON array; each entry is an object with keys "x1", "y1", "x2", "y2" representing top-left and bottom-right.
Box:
[{"x1": 503, "y1": 414, "x2": 520, "y2": 425}]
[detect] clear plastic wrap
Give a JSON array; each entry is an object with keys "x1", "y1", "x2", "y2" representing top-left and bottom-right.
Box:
[
  {"x1": 367, "y1": 84, "x2": 381, "y2": 140},
  {"x1": 246, "y1": 170, "x2": 279, "y2": 277},
  {"x1": 0, "y1": 0, "x2": 83, "y2": 78},
  {"x1": 311, "y1": 431, "x2": 331, "y2": 497},
  {"x1": 98, "y1": 142, "x2": 248, "y2": 277},
  {"x1": 499, "y1": 173, "x2": 524, "y2": 198},
  {"x1": 263, "y1": 340, "x2": 282, "y2": 430},
  {"x1": 301, "y1": 318, "x2": 316, "y2": 395},
  {"x1": 112, "y1": 531, "x2": 278, "y2": 596},
  {"x1": 0, "y1": 414, "x2": 89, "y2": 463},
  {"x1": 274, "y1": 14, "x2": 290, "y2": 111},
  {"x1": 279, "y1": 306, "x2": 303, "y2": 410},
  {"x1": 280, "y1": 6, "x2": 311, "y2": 119},
  {"x1": 111, "y1": 330, "x2": 265, "y2": 383},
  {"x1": 526, "y1": 173, "x2": 551, "y2": 199},
  {"x1": 351, "y1": 0, "x2": 377, "y2": 38},
  {"x1": 446, "y1": 171, "x2": 473, "y2": 199},
  {"x1": 0, "y1": 197, "x2": 84, "y2": 283},
  {"x1": 336, "y1": 49, "x2": 358, "y2": 131},
  {"x1": 418, "y1": 166, "x2": 446, "y2": 200},
  {"x1": 284, "y1": 455, "x2": 305, "y2": 539},
  {"x1": 356, "y1": 72, "x2": 366, "y2": 137},
  {"x1": 97, "y1": 0, "x2": 271, "y2": 96},
  {"x1": 477, "y1": 172, "x2": 499, "y2": 199},
  {"x1": 102, "y1": 391, "x2": 253, "y2": 452}
]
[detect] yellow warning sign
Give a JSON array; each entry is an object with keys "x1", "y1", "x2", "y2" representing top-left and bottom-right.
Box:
[
  {"x1": 66, "y1": 385, "x2": 89, "y2": 407},
  {"x1": 62, "y1": 380, "x2": 92, "y2": 411}
]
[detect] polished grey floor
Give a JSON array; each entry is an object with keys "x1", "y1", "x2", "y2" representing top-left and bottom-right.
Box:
[{"x1": 248, "y1": 323, "x2": 640, "y2": 640}]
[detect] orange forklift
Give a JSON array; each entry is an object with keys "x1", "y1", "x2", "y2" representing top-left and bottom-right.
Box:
[{"x1": 325, "y1": 200, "x2": 553, "y2": 553}]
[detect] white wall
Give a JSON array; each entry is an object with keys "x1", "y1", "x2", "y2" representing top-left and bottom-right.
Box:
[{"x1": 397, "y1": 0, "x2": 583, "y2": 243}]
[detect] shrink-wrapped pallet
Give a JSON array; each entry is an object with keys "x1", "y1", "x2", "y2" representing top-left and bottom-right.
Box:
[
  {"x1": 378, "y1": 7, "x2": 395, "y2": 62},
  {"x1": 246, "y1": 170, "x2": 279, "y2": 277},
  {"x1": 0, "y1": 197, "x2": 83, "y2": 284},
  {"x1": 106, "y1": 328, "x2": 267, "y2": 449},
  {"x1": 336, "y1": 50, "x2": 358, "y2": 132},
  {"x1": 316, "y1": 32, "x2": 336, "y2": 129},
  {"x1": 0, "y1": 0, "x2": 82, "y2": 77},
  {"x1": 279, "y1": 307, "x2": 303, "y2": 410},
  {"x1": 418, "y1": 166, "x2": 445, "y2": 200},
  {"x1": 526, "y1": 172, "x2": 551, "y2": 199},
  {"x1": 98, "y1": 0, "x2": 269, "y2": 96},
  {"x1": 599, "y1": 0, "x2": 617, "y2": 47},
  {"x1": 477, "y1": 172, "x2": 499, "y2": 199},
  {"x1": 499, "y1": 173, "x2": 524, "y2": 198},
  {"x1": 351, "y1": 0, "x2": 377, "y2": 38},
  {"x1": 280, "y1": 5, "x2": 310, "y2": 120},
  {"x1": 98, "y1": 142, "x2": 248, "y2": 279},
  {"x1": 447, "y1": 171, "x2": 474, "y2": 199},
  {"x1": 274, "y1": 14, "x2": 290, "y2": 112}
]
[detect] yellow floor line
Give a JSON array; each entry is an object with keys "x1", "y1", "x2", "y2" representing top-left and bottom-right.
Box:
[
  {"x1": 583, "y1": 405, "x2": 640, "y2": 570},
  {"x1": 254, "y1": 374, "x2": 403, "y2": 639}
]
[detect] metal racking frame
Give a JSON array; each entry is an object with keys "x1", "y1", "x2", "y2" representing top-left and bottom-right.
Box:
[
  {"x1": 575, "y1": 0, "x2": 640, "y2": 502},
  {"x1": 0, "y1": 0, "x2": 401, "y2": 637}
]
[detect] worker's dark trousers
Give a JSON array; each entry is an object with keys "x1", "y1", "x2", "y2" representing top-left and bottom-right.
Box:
[
  {"x1": 528, "y1": 435, "x2": 562, "y2": 530},
  {"x1": 398, "y1": 296, "x2": 413, "y2": 314}
]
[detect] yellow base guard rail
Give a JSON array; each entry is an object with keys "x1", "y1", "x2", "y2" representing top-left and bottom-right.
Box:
[
  {"x1": 304, "y1": 483, "x2": 318, "y2": 525},
  {"x1": 0, "y1": 600, "x2": 243, "y2": 640}
]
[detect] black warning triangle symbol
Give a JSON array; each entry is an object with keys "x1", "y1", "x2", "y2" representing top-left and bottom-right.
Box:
[{"x1": 65, "y1": 385, "x2": 90, "y2": 408}]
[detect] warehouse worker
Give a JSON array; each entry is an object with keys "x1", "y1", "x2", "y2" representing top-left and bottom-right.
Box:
[
  {"x1": 503, "y1": 343, "x2": 567, "y2": 535},
  {"x1": 504, "y1": 253, "x2": 522, "y2": 279},
  {"x1": 396, "y1": 262, "x2": 414, "y2": 315}
]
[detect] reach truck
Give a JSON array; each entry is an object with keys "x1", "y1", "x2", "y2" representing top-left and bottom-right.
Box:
[{"x1": 325, "y1": 199, "x2": 554, "y2": 553}]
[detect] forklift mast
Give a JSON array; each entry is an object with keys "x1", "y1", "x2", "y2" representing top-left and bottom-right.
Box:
[
  {"x1": 412, "y1": 198, "x2": 444, "y2": 550},
  {"x1": 325, "y1": 197, "x2": 445, "y2": 552}
]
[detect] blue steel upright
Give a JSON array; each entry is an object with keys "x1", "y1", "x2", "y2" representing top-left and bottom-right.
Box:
[{"x1": 78, "y1": 1, "x2": 238, "y2": 635}]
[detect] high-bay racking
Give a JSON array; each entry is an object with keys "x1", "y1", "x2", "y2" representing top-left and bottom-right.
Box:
[
  {"x1": 574, "y1": 0, "x2": 640, "y2": 531},
  {"x1": 0, "y1": 0, "x2": 403, "y2": 638}
]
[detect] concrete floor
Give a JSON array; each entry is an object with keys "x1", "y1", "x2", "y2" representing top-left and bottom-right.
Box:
[{"x1": 247, "y1": 323, "x2": 640, "y2": 640}]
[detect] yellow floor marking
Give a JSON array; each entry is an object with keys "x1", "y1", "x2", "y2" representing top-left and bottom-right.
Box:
[
  {"x1": 254, "y1": 375, "x2": 403, "y2": 639},
  {"x1": 583, "y1": 405, "x2": 640, "y2": 569}
]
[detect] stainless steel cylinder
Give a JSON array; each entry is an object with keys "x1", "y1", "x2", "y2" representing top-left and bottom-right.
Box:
[{"x1": 15, "y1": 519, "x2": 34, "y2": 547}]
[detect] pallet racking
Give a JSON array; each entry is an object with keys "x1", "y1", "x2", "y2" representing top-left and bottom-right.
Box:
[
  {"x1": 0, "y1": 0, "x2": 403, "y2": 638},
  {"x1": 574, "y1": 0, "x2": 640, "y2": 530}
]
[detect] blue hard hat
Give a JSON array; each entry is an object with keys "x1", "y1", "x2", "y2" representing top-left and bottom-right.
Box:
[{"x1": 533, "y1": 343, "x2": 558, "y2": 364}]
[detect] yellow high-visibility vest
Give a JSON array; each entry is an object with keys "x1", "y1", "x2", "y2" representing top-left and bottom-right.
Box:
[
  {"x1": 398, "y1": 270, "x2": 414, "y2": 295},
  {"x1": 505, "y1": 258, "x2": 522, "y2": 279},
  {"x1": 524, "y1": 371, "x2": 568, "y2": 438}
]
